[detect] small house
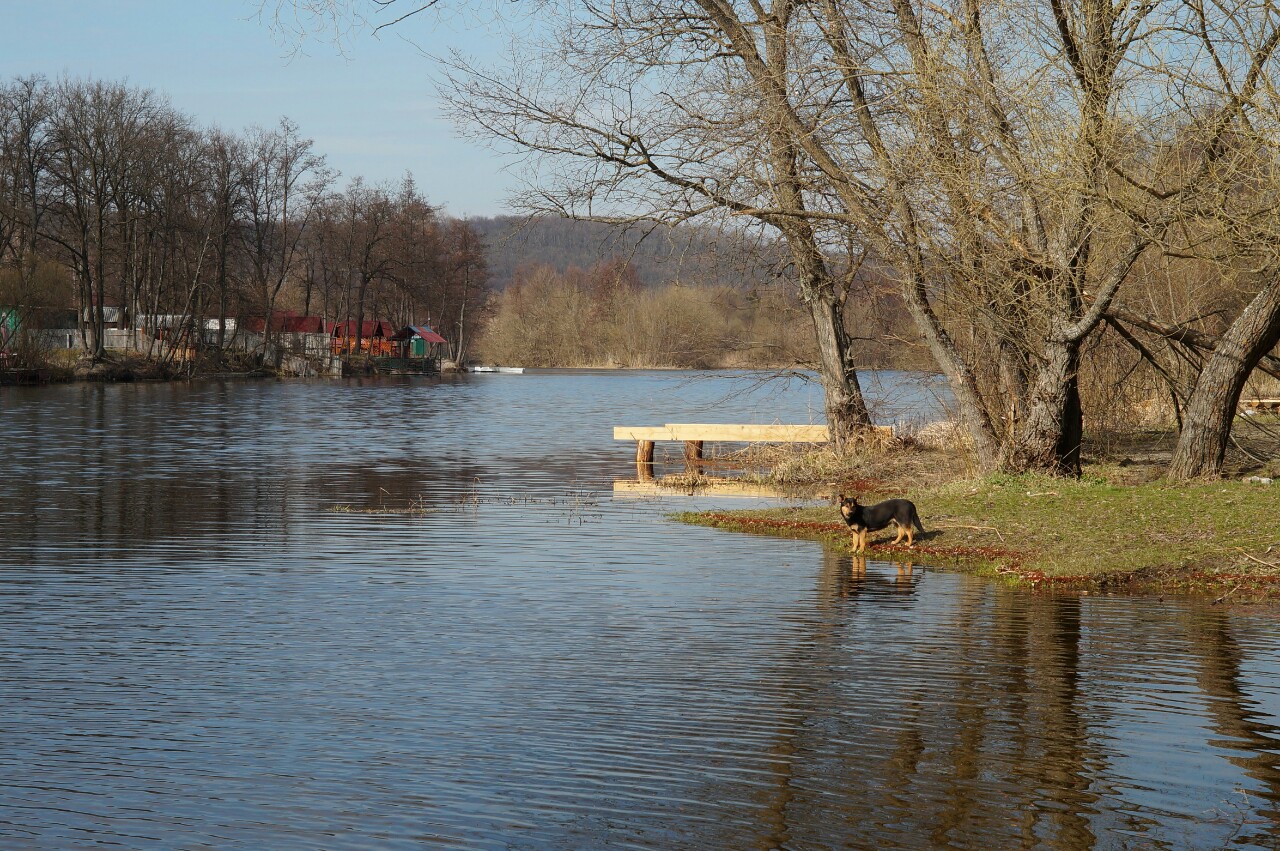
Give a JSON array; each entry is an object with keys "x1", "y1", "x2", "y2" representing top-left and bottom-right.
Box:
[
  {"x1": 390, "y1": 325, "x2": 448, "y2": 359},
  {"x1": 0, "y1": 307, "x2": 18, "y2": 364},
  {"x1": 330, "y1": 319, "x2": 396, "y2": 356},
  {"x1": 245, "y1": 313, "x2": 329, "y2": 356}
]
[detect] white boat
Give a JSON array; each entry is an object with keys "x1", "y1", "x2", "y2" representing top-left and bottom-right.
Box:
[{"x1": 468, "y1": 366, "x2": 525, "y2": 374}]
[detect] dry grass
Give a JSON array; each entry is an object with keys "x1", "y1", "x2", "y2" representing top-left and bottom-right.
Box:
[{"x1": 708, "y1": 433, "x2": 975, "y2": 494}]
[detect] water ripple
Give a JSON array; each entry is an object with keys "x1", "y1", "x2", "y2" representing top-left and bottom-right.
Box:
[{"x1": 4, "y1": 374, "x2": 1280, "y2": 848}]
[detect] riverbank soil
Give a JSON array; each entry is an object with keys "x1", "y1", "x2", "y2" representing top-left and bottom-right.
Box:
[
  {"x1": 1, "y1": 349, "x2": 275, "y2": 384},
  {"x1": 675, "y1": 434, "x2": 1280, "y2": 598}
]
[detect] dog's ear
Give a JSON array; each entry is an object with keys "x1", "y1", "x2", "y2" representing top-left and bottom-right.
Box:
[{"x1": 836, "y1": 493, "x2": 845, "y2": 503}]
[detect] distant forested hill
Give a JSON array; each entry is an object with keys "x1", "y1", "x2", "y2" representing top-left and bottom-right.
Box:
[
  {"x1": 465, "y1": 214, "x2": 930, "y2": 370},
  {"x1": 466, "y1": 215, "x2": 779, "y2": 289}
]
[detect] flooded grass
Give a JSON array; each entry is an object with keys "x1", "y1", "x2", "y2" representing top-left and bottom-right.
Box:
[{"x1": 326, "y1": 502, "x2": 441, "y2": 516}]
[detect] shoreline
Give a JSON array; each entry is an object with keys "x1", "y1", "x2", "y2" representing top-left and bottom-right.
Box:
[
  {"x1": 2, "y1": 360, "x2": 927, "y2": 387},
  {"x1": 670, "y1": 465, "x2": 1280, "y2": 602}
]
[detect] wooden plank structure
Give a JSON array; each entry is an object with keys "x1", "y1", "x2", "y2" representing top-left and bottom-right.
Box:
[
  {"x1": 614, "y1": 423, "x2": 889, "y2": 480},
  {"x1": 1241, "y1": 398, "x2": 1280, "y2": 412},
  {"x1": 372, "y1": 356, "x2": 440, "y2": 375},
  {"x1": 613, "y1": 479, "x2": 837, "y2": 498}
]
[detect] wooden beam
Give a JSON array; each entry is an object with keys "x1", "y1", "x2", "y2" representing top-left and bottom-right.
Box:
[
  {"x1": 613, "y1": 426, "x2": 679, "y2": 441},
  {"x1": 667, "y1": 423, "x2": 831, "y2": 442},
  {"x1": 614, "y1": 423, "x2": 893, "y2": 443},
  {"x1": 663, "y1": 423, "x2": 829, "y2": 442}
]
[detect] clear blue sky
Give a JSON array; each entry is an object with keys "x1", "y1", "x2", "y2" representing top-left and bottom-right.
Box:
[{"x1": 0, "y1": 0, "x2": 514, "y2": 217}]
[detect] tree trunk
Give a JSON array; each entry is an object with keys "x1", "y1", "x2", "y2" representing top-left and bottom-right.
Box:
[
  {"x1": 354, "y1": 276, "x2": 369, "y2": 356},
  {"x1": 92, "y1": 245, "x2": 106, "y2": 361},
  {"x1": 1000, "y1": 338, "x2": 1083, "y2": 476},
  {"x1": 806, "y1": 288, "x2": 870, "y2": 444},
  {"x1": 994, "y1": 337, "x2": 1029, "y2": 437},
  {"x1": 216, "y1": 234, "x2": 229, "y2": 352},
  {"x1": 768, "y1": 223, "x2": 872, "y2": 443},
  {"x1": 893, "y1": 267, "x2": 1001, "y2": 470},
  {"x1": 1167, "y1": 274, "x2": 1280, "y2": 480}
]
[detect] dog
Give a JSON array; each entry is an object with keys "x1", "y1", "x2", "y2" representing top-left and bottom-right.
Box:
[{"x1": 838, "y1": 494, "x2": 925, "y2": 552}]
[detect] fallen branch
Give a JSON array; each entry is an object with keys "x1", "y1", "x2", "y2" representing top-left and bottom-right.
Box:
[
  {"x1": 1234, "y1": 547, "x2": 1280, "y2": 571},
  {"x1": 932, "y1": 522, "x2": 1006, "y2": 542},
  {"x1": 1213, "y1": 583, "x2": 1244, "y2": 605}
]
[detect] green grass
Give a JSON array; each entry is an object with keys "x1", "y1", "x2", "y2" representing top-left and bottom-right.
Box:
[{"x1": 675, "y1": 472, "x2": 1280, "y2": 594}]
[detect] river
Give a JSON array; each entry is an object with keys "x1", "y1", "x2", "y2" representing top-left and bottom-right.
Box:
[{"x1": 2, "y1": 370, "x2": 1280, "y2": 849}]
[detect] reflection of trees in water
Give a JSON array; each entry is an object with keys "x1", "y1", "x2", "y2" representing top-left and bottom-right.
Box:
[
  {"x1": 747, "y1": 556, "x2": 1108, "y2": 848},
  {"x1": 742, "y1": 563, "x2": 1280, "y2": 848},
  {"x1": 2, "y1": 455, "x2": 505, "y2": 564},
  {"x1": 1012, "y1": 596, "x2": 1097, "y2": 848},
  {"x1": 747, "y1": 551, "x2": 936, "y2": 847},
  {"x1": 1184, "y1": 609, "x2": 1280, "y2": 840},
  {"x1": 0, "y1": 385, "x2": 499, "y2": 563}
]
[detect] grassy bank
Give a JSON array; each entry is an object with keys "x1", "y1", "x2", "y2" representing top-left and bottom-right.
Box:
[{"x1": 673, "y1": 449, "x2": 1280, "y2": 598}]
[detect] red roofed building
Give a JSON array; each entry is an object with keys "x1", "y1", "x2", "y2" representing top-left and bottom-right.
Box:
[
  {"x1": 390, "y1": 325, "x2": 448, "y2": 358},
  {"x1": 330, "y1": 319, "x2": 396, "y2": 356}
]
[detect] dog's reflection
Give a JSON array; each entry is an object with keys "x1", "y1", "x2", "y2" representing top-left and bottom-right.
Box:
[{"x1": 827, "y1": 554, "x2": 923, "y2": 600}]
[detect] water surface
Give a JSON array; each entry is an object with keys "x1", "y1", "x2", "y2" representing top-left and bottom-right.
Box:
[{"x1": 3, "y1": 371, "x2": 1280, "y2": 849}]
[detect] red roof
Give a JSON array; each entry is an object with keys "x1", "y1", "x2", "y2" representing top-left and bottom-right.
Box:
[
  {"x1": 330, "y1": 319, "x2": 396, "y2": 338},
  {"x1": 244, "y1": 313, "x2": 325, "y2": 333},
  {"x1": 391, "y1": 325, "x2": 448, "y2": 344}
]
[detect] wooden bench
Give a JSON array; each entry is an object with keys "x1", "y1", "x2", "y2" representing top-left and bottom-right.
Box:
[
  {"x1": 1241, "y1": 398, "x2": 1280, "y2": 413},
  {"x1": 614, "y1": 423, "x2": 891, "y2": 478}
]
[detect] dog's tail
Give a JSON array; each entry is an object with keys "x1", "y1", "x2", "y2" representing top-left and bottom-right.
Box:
[{"x1": 912, "y1": 508, "x2": 926, "y2": 534}]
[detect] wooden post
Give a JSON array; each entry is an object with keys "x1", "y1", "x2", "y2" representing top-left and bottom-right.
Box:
[
  {"x1": 684, "y1": 440, "x2": 704, "y2": 473},
  {"x1": 636, "y1": 440, "x2": 655, "y2": 480}
]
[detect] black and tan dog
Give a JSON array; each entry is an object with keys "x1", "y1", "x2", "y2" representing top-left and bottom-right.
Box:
[{"x1": 838, "y1": 494, "x2": 925, "y2": 552}]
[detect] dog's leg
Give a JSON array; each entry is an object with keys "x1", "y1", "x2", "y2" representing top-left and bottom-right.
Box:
[
  {"x1": 891, "y1": 521, "x2": 906, "y2": 546},
  {"x1": 859, "y1": 529, "x2": 869, "y2": 552}
]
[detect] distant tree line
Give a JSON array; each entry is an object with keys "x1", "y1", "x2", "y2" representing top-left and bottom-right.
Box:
[
  {"x1": 477, "y1": 253, "x2": 928, "y2": 371},
  {"x1": 478, "y1": 258, "x2": 815, "y2": 368},
  {"x1": 0, "y1": 75, "x2": 488, "y2": 365}
]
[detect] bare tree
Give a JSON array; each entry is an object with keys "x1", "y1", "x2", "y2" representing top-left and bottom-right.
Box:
[
  {"x1": 1160, "y1": 6, "x2": 1280, "y2": 478},
  {"x1": 331, "y1": 177, "x2": 396, "y2": 353},
  {"x1": 0, "y1": 77, "x2": 56, "y2": 320},
  {"x1": 434, "y1": 2, "x2": 875, "y2": 440},
  {"x1": 40, "y1": 79, "x2": 176, "y2": 359},
  {"x1": 261, "y1": 0, "x2": 876, "y2": 437},
  {"x1": 2, "y1": 70, "x2": 489, "y2": 377},
  {"x1": 435, "y1": 218, "x2": 487, "y2": 362},
  {"x1": 239, "y1": 118, "x2": 332, "y2": 356},
  {"x1": 385, "y1": 173, "x2": 442, "y2": 325},
  {"x1": 199, "y1": 129, "x2": 250, "y2": 352}
]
